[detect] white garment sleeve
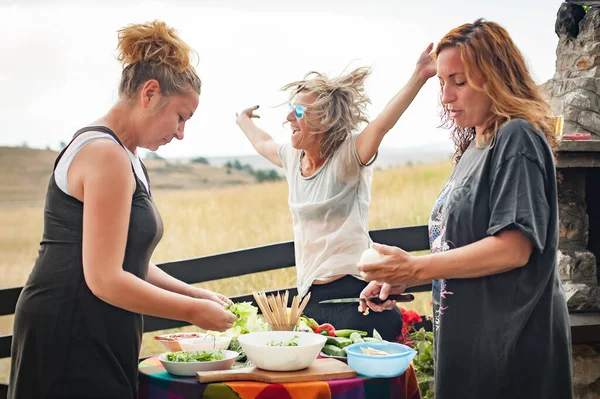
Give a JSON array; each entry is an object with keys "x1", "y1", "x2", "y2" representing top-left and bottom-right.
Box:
[{"x1": 278, "y1": 143, "x2": 294, "y2": 175}]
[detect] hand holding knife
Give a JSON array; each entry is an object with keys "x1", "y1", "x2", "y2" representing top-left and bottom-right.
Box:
[{"x1": 319, "y1": 293, "x2": 414, "y2": 305}]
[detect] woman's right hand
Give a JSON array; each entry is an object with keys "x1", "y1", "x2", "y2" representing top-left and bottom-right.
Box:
[
  {"x1": 358, "y1": 281, "x2": 407, "y2": 313},
  {"x1": 414, "y1": 43, "x2": 437, "y2": 82},
  {"x1": 188, "y1": 299, "x2": 237, "y2": 332},
  {"x1": 236, "y1": 105, "x2": 260, "y2": 125}
]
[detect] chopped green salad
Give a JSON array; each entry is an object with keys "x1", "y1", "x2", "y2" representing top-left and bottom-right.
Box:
[
  {"x1": 266, "y1": 335, "x2": 300, "y2": 347},
  {"x1": 165, "y1": 350, "x2": 223, "y2": 363}
]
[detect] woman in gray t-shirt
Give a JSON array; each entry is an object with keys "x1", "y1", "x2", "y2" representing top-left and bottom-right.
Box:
[
  {"x1": 236, "y1": 46, "x2": 435, "y2": 341},
  {"x1": 358, "y1": 19, "x2": 573, "y2": 398}
]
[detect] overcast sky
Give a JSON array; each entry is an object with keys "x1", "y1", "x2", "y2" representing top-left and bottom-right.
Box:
[{"x1": 0, "y1": 0, "x2": 563, "y2": 157}]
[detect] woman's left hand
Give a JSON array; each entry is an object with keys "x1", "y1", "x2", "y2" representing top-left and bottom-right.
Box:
[
  {"x1": 415, "y1": 43, "x2": 437, "y2": 81},
  {"x1": 357, "y1": 243, "x2": 419, "y2": 286},
  {"x1": 194, "y1": 288, "x2": 232, "y2": 307}
]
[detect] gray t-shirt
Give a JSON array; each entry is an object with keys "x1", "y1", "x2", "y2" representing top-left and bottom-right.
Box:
[{"x1": 428, "y1": 119, "x2": 573, "y2": 398}]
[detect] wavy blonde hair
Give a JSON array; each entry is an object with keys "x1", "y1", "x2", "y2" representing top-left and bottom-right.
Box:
[
  {"x1": 117, "y1": 20, "x2": 201, "y2": 99},
  {"x1": 435, "y1": 18, "x2": 557, "y2": 163},
  {"x1": 282, "y1": 67, "x2": 371, "y2": 158}
]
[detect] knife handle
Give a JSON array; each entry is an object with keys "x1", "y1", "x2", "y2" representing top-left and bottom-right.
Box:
[{"x1": 368, "y1": 293, "x2": 414, "y2": 304}]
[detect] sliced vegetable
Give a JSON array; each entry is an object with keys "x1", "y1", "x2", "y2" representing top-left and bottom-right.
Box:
[
  {"x1": 334, "y1": 329, "x2": 367, "y2": 338},
  {"x1": 373, "y1": 329, "x2": 383, "y2": 341},
  {"x1": 360, "y1": 347, "x2": 389, "y2": 356},
  {"x1": 165, "y1": 350, "x2": 223, "y2": 362},
  {"x1": 349, "y1": 332, "x2": 365, "y2": 344},
  {"x1": 266, "y1": 335, "x2": 300, "y2": 347},
  {"x1": 321, "y1": 344, "x2": 347, "y2": 358},
  {"x1": 326, "y1": 336, "x2": 353, "y2": 348}
]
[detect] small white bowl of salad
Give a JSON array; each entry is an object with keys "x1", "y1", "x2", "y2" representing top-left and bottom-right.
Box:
[
  {"x1": 237, "y1": 331, "x2": 326, "y2": 371},
  {"x1": 158, "y1": 349, "x2": 239, "y2": 376}
]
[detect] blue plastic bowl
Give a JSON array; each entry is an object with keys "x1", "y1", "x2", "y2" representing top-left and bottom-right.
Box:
[{"x1": 345, "y1": 341, "x2": 417, "y2": 378}]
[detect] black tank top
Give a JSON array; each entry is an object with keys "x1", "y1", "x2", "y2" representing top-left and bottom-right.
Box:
[{"x1": 9, "y1": 126, "x2": 163, "y2": 398}]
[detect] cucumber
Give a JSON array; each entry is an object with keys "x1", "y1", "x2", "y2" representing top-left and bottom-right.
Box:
[
  {"x1": 363, "y1": 337, "x2": 382, "y2": 343},
  {"x1": 326, "y1": 336, "x2": 353, "y2": 348},
  {"x1": 322, "y1": 344, "x2": 347, "y2": 358},
  {"x1": 349, "y1": 332, "x2": 365, "y2": 343},
  {"x1": 334, "y1": 329, "x2": 368, "y2": 338}
]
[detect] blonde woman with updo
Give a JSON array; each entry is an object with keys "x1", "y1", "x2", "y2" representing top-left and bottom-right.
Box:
[
  {"x1": 236, "y1": 47, "x2": 436, "y2": 341},
  {"x1": 9, "y1": 21, "x2": 236, "y2": 399}
]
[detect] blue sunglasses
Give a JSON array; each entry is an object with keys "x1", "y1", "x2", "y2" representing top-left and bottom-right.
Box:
[{"x1": 289, "y1": 103, "x2": 306, "y2": 119}]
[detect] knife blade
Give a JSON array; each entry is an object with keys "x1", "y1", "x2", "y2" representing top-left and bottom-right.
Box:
[{"x1": 319, "y1": 293, "x2": 414, "y2": 305}]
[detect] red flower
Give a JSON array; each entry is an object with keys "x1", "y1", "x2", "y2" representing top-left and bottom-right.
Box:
[
  {"x1": 400, "y1": 308, "x2": 422, "y2": 326},
  {"x1": 398, "y1": 307, "x2": 423, "y2": 347}
]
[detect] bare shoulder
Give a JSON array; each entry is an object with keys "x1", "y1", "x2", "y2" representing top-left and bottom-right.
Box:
[{"x1": 70, "y1": 139, "x2": 135, "y2": 198}]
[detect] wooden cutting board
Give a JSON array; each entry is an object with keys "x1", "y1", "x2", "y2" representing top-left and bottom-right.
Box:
[{"x1": 196, "y1": 358, "x2": 356, "y2": 383}]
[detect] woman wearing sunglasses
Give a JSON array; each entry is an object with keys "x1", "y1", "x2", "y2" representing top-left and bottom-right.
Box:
[{"x1": 235, "y1": 45, "x2": 435, "y2": 341}]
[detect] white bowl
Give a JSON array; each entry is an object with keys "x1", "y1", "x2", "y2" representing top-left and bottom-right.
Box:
[
  {"x1": 158, "y1": 349, "x2": 239, "y2": 376},
  {"x1": 154, "y1": 332, "x2": 217, "y2": 352},
  {"x1": 179, "y1": 335, "x2": 232, "y2": 351},
  {"x1": 237, "y1": 331, "x2": 327, "y2": 371}
]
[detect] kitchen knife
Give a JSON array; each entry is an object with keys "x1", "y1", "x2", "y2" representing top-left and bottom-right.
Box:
[{"x1": 318, "y1": 293, "x2": 414, "y2": 305}]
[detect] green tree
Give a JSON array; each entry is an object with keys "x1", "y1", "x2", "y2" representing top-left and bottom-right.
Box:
[
  {"x1": 254, "y1": 170, "x2": 267, "y2": 182},
  {"x1": 191, "y1": 156, "x2": 209, "y2": 164},
  {"x1": 267, "y1": 170, "x2": 281, "y2": 181},
  {"x1": 145, "y1": 152, "x2": 164, "y2": 160}
]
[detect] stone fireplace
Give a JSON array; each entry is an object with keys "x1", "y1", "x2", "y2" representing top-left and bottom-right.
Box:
[
  {"x1": 543, "y1": 0, "x2": 600, "y2": 312},
  {"x1": 543, "y1": 2, "x2": 600, "y2": 397}
]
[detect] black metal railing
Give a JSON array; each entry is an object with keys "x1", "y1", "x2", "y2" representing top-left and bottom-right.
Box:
[
  {"x1": 0, "y1": 223, "x2": 597, "y2": 398},
  {"x1": 0, "y1": 225, "x2": 431, "y2": 359}
]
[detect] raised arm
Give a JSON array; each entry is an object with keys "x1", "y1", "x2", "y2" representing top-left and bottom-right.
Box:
[
  {"x1": 72, "y1": 141, "x2": 236, "y2": 332},
  {"x1": 355, "y1": 43, "x2": 437, "y2": 165},
  {"x1": 236, "y1": 106, "x2": 283, "y2": 167}
]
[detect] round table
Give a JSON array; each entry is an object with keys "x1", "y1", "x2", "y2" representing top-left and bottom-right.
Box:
[{"x1": 139, "y1": 355, "x2": 422, "y2": 399}]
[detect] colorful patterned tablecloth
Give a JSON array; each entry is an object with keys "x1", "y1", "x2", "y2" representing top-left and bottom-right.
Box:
[{"x1": 139, "y1": 355, "x2": 421, "y2": 399}]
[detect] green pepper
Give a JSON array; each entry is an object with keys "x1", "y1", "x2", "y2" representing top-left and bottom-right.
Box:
[
  {"x1": 334, "y1": 329, "x2": 367, "y2": 338},
  {"x1": 326, "y1": 336, "x2": 353, "y2": 348},
  {"x1": 300, "y1": 316, "x2": 319, "y2": 331}
]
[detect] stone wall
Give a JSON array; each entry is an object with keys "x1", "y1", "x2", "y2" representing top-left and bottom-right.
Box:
[
  {"x1": 557, "y1": 168, "x2": 600, "y2": 311},
  {"x1": 545, "y1": 3, "x2": 600, "y2": 398},
  {"x1": 544, "y1": 2, "x2": 600, "y2": 137}
]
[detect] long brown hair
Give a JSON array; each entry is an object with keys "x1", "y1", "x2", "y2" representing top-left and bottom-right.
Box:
[{"x1": 435, "y1": 19, "x2": 557, "y2": 163}]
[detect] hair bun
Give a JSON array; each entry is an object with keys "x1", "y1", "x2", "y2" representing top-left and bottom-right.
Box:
[{"x1": 116, "y1": 20, "x2": 195, "y2": 73}]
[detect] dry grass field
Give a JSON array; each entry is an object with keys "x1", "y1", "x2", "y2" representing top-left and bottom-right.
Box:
[{"x1": 0, "y1": 148, "x2": 453, "y2": 382}]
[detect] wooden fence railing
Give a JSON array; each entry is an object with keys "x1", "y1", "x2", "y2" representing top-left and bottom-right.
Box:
[{"x1": 0, "y1": 224, "x2": 597, "y2": 397}]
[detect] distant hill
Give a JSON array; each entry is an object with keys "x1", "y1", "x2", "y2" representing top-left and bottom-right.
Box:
[
  {"x1": 205, "y1": 142, "x2": 454, "y2": 172},
  {"x1": 0, "y1": 147, "x2": 255, "y2": 204},
  {"x1": 0, "y1": 147, "x2": 59, "y2": 205},
  {"x1": 0, "y1": 142, "x2": 454, "y2": 204}
]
